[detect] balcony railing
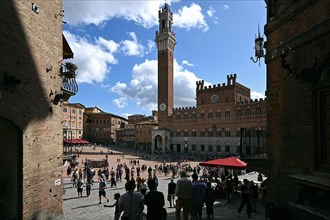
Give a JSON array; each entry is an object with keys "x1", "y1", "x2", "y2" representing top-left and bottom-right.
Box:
[{"x1": 60, "y1": 63, "x2": 78, "y2": 100}]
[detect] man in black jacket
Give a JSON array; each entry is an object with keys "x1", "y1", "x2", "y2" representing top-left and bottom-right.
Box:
[{"x1": 168, "y1": 178, "x2": 177, "y2": 208}]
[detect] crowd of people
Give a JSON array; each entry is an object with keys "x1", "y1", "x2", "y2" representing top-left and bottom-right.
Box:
[{"x1": 64, "y1": 149, "x2": 266, "y2": 220}]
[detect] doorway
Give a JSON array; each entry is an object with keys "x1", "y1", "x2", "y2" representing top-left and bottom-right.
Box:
[{"x1": 0, "y1": 117, "x2": 22, "y2": 219}]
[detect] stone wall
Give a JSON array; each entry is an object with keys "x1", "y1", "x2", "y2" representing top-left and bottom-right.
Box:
[
  {"x1": 265, "y1": 0, "x2": 330, "y2": 218},
  {"x1": 0, "y1": 0, "x2": 64, "y2": 219}
]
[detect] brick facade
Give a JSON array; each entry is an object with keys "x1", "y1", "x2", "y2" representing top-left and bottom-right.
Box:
[
  {"x1": 83, "y1": 107, "x2": 128, "y2": 145},
  {"x1": 0, "y1": 0, "x2": 67, "y2": 219},
  {"x1": 265, "y1": 0, "x2": 330, "y2": 219},
  {"x1": 153, "y1": 4, "x2": 267, "y2": 156}
]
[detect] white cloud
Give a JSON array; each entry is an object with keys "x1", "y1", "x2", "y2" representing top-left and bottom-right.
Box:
[
  {"x1": 174, "y1": 3, "x2": 209, "y2": 32},
  {"x1": 111, "y1": 58, "x2": 203, "y2": 111},
  {"x1": 64, "y1": 1, "x2": 210, "y2": 32},
  {"x1": 63, "y1": 1, "x2": 161, "y2": 28},
  {"x1": 121, "y1": 32, "x2": 144, "y2": 56},
  {"x1": 146, "y1": 40, "x2": 155, "y2": 54},
  {"x1": 181, "y1": 60, "x2": 194, "y2": 67},
  {"x1": 112, "y1": 97, "x2": 128, "y2": 108},
  {"x1": 223, "y1": 4, "x2": 230, "y2": 10},
  {"x1": 207, "y1": 6, "x2": 218, "y2": 24},
  {"x1": 97, "y1": 37, "x2": 119, "y2": 53},
  {"x1": 251, "y1": 91, "x2": 266, "y2": 100},
  {"x1": 63, "y1": 31, "x2": 119, "y2": 84},
  {"x1": 207, "y1": 6, "x2": 215, "y2": 17}
]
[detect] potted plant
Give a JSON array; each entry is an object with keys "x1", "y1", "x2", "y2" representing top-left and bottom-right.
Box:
[{"x1": 64, "y1": 62, "x2": 78, "y2": 78}]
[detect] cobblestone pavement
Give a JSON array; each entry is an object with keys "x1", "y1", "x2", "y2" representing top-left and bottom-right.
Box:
[
  {"x1": 63, "y1": 176, "x2": 266, "y2": 220},
  {"x1": 63, "y1": 149, "x2": 266, "y2": 220}
]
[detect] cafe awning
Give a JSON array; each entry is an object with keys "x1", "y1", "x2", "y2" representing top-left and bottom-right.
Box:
[
  {"x1": 63, "y1": 34, "x2": 74, "y2": 59},
  {"x1": 199, "y1": 156, "x2": 247, "y2": 169},
  {"x1": 63, "y1": 139, "x2": 90, "y2": 144}
]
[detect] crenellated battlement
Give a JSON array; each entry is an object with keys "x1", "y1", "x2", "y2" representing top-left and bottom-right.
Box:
[
  {"x1": 236, "y1": 98, "x2": 267, "y2": 106},
  {"x1": 196, "y1": 74, "x2": 240, "y2": 92}
]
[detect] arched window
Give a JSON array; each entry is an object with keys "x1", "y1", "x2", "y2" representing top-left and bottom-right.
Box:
[
  {"x1": 237, "y1": 109, "x2": 242, "y2": 117},
  {"x1": 208, "y1": 112, "x2": 213, "y2": 118},
  {"x1": 200, "y1": 112, "x2": 205, "y2": 119},
  {"x1": 208, "y1": 128, "x2": 213, "y2": 137},
  {"x1": 176, "y1": 113, "x2": 181, "y2": 119},
  {"x1": 216, "y1": 128, "x2": 221, "y2": 137},
  {"x1": 201, "y1": 145, "x2": 205, "y2": 151},
  {"x1": 314, "y1": 56, "x2": 330, "y2": 171},
  {"x1": 225, "y1": 128, "x2": 230, "y2": 137},
  {"x1": 191, "y1": 129, "x2": 196, "y2": 137},
  {"x1": 191, "y1": 112, "x2": 196, "y2": 119},
  {"x1": 246, "y1": 109, "x2": 252, "y2": 116},
  {"x1": 216, "y1": 111, "x2": 221, "y2": 118},
  {"x1": 256, "y1": 107, "x2": 262, "y2": 115},
  {"x1": 184, "y1": 113, "x2": 189, "y2": 119},
  {"x1": 225, "y1": 110, "x2": 231, "y2": 118},
  {"x1": 200, "y1": 129, "x2": 205, "y2": 137}
]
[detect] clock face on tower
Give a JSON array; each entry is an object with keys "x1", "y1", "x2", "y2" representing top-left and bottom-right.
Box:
[
  {"x1": 159, "y1": 103, "x2": 167, "y2": 111},
  {"x1": 211, "y1": 94, "x2": 219, "y2": 103}
]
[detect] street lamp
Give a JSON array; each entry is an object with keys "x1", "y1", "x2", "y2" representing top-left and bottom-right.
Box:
[{"x1": 250, "y1": 25, "x2": 265, "y2": 66}]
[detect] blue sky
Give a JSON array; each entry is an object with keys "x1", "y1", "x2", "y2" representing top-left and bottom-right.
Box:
[{"x1": 63, "y1": 0, "x2": 267, "y2": 118}]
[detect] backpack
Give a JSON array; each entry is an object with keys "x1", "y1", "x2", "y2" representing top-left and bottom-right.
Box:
[{"x1": 77, "y1": 180, "x2": 83, "y2": 188}]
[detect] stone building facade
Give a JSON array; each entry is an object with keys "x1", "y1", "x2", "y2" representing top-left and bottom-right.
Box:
[
  {"x1": 0, "y1": 0, "x2": 73, "y2": 219},
  {"x1": 83, "y1": 106, "x2": 127, "y2": 145},
  {"x1": 62, "y1": 102, "x2": 85, "y2": 140},
  {"x1": 136, "y1": 121, "x2": 159, "y2": 150},
  {"x1": 116, "y1": 114, "x2": 157, "y2": 148},
  {"x1": 152, "y1": 4, "x2": 267, "y2": 156},
  {"x1": 264, "y1": 0, "x2": 330, "y2": 219}
]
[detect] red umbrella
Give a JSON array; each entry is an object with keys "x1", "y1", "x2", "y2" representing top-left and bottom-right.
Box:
[{"x1": 199, "y1": 156, "x2": 247, "y2": 169}]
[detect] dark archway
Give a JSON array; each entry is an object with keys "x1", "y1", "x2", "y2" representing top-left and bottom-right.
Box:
[
  {"x1": 154, "y1": 135, "x2": 163, "y2": 151},
  {"x1": 0, "y1": 117, "x2": 23, "y2": 219},
  {"x1": 176, "y1": 144, "x2": 181, "y2": 153},
  {"x1": 313, "y1": 52, "x2": 330, "y2": 173}
]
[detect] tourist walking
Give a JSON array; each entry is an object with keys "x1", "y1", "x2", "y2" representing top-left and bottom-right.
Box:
[
  {"x1": 168, "y1": 178, "x2": 176, "y2": 208},
  {"x1": 204, "y1": 182, "x2": 216, "y2": 219},
  {"x1": 191, "y1": 174, "x2": 206, "y2": 220},
  {"x1": 175, "y1": 171, "x2": 192, "y2": 220},
  {"x1": 85, "y1": 178, "x2": 92, "y2": 197},
  {"x1": 119, "y1": 180, "x2": 144, "y2": 220},
  {"x1": 98, "y1": 178, "x2": 109, "y2": 204},
  {"x1": 77, "y1": 177, "x2": 84, "y2": 198},
  {"x1": 250, "y1": 181, "x2": 259, "y2": 213},
  {"x1": 140, "y1": 178, "x2": 147, "y2": 195},
  {"x1": 238, "y1": 179, "x2": 252, "y2": 218},
  {"x1": 144, "y1": 179, "x2": 166, "y2": 220}
]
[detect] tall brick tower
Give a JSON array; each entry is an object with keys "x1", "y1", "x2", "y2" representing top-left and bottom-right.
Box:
[{"x1": 156, "y1": 3, "x2": 176, "y2": 120}]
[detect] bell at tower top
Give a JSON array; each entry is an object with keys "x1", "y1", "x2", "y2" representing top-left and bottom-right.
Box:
[
  {"x1": 155, "y1": 3, "x2": 176, "y2": 51},
  {"x1": 158, "y1": 3, "x2": 173, "y2": 33}
]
